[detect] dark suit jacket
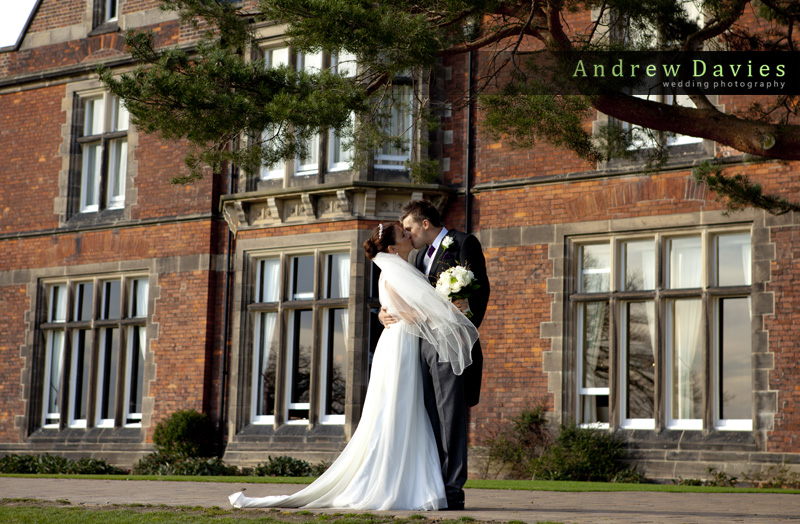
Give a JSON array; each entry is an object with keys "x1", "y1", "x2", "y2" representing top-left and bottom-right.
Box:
[{"x1": 415, "y1": 229, "x2": 490, "y2": 406}]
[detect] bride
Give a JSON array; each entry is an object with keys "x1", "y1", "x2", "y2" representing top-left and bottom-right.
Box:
[{"x1": 229, "y1": 222, "x2": 479, "y2": 511}]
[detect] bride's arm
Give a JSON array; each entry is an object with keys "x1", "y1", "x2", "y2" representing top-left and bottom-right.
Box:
[{"x1": 383, "y1": 280, "x2": 428, "y2": 324}]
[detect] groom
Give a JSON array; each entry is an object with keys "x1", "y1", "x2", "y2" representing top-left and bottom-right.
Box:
[{"x1": 381, "y1": 199, "x2": 489, "y2": 510}]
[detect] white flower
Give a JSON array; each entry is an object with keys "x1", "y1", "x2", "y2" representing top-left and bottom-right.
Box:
[{"x1": 441, "y1": 236, "x2": 454, "y2": 250}]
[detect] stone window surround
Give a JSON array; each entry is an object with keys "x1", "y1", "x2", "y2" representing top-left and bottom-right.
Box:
[
  {"x1": 226, "y1": 231, "x2": 369, "y2": 442},
  {"x1": 477, "y1": 206, "x2": 777, "y2": 451},
  {"x1": 56, "y1": 79, "x2": 140, "y2": 226},
  {"x1": 9, "y1": 256, "x2": 171, "y2": 447}
]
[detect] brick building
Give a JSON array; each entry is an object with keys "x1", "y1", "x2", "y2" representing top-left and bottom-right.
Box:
[{"x1": 1, "y1": 0, "x2": 799, "y2": 482}]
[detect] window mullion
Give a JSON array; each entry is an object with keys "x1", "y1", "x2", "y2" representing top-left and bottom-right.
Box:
[
  {"x1": 701, "y1": 230, "x2": 714, "y2": 432},
  {"x1": 654, "y1": 233, "x2": 664, "y2": 431}
]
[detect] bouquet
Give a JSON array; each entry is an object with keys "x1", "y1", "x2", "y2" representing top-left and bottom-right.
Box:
[{"x1": 435, "y1": 265, "x2": 480, "y2": 318}]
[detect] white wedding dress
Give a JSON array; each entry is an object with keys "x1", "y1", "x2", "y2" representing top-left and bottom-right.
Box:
[{"x1": 229, "y1": 252, "x2": 478, "y2": 511}]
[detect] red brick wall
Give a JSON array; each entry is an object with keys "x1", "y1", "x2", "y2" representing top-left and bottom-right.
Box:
[
  {"x1": 766, "y1": 225, "x2": 800, "y2": 453},
  {"x1": 0, "y1": 285, "x2": 29, "y2": 442},
  {"x1": 131, "y1": 133, "x2": 215, "y2": 220},
  {"x1": 147, "y1": 270, "x2": 214, "y2": 439},
  {"x1": 0, "y1": 85, "x2": 64, "y2": 234},
  {"x1": 26, "y1": 0, "x2": 85, "y2": 34},
  {"x1": 470, "y1": 244, "x2": 553, "y2": 445},
  {"x1": 0, "y1": 221, "x2": 216, "y2": 271}
]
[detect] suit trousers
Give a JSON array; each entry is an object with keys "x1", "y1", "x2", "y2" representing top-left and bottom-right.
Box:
[{"x1": 419, "y1": 338, "x2": 468, "y2": 506}]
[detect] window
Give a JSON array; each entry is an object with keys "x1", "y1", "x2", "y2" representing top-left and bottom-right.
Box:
[
  {"x1": 77, "y1": 93, "x2": 129, "y2": 213},
  {"x1": 261, "y1": 47, "x2": 355, "y2": 180},
  {"x1": 92, "y1": 0, "x2": 121, "y2": 33},
  {"x1": 374, "y1": 84, "x2": 415, "y2": 170},
  {"x1": 259, "y1": 46, "x2": 416, "y2": 182},
  {"x1": 250, "y1": 250, "x2": 350, "y2": 425},
  {"x1": 573, "y1": 229, "x2": 752, "y2": 431},
  {"x1": 104, "y1": 0, "x2": 119, "y2": 23},
  {"x1": 611, "y1": 2, "x2": 704, "y2": 151},
  {"x1": 39, "y1": 275, "x2": 148, "y2": 429}
]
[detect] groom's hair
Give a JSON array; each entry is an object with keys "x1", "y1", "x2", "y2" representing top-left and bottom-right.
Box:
[{"x1": 400, "y1": 200, "x2": 441, "y2": 228}]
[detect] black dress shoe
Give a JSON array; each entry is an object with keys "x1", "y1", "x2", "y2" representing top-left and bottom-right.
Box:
[{"x1": 444, "y1": 501, "x2": 465, "y2": 511}]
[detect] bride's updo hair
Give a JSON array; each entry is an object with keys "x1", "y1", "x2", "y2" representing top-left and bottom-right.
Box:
[{"x1": 363, "y1": 222, "x2": 398, "y2": 260}]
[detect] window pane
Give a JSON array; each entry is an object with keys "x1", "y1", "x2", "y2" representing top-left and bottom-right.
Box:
[
  {"x1": 102, "y1": 280, "x2": 121, "y2": 320},
  {"x1": 623, "y1": 240, "x2": 655, "y2": 291},
  {"x1": 295, "y1": 134, "x2": 319, "y2": 175},
  {"x1": 290, "y1": 256, "x2": 314, "y2": 300},
  {"x1": 70, "y1": 330, "x2": 91, "y2": 424},
  {"x1": 129, "y1": 278, "x2": 148, "y2": 318},
  {"x1": 579, "y1": 244, "x2": 610, "y2": 293},
  {"x1": 719, "y1": 297, "x2": 752, "y2": 420},
  {"x1": 581, "y1": 302, "x2": 609, "y2": 389},
  {"x1": 97, "y1": 327, "x2": 119, "y2": 423},
  {"x1": 716, "y1": 233, "x2": 751, "y2": 287},
  {"x1": 332, "y1": 51, "x2": 356, "y2": 77},
  {"x1": 83, "y1": 97, "x2": 104, "y2": 136},
  {"x1": 668, "y1": 236, "x2": 702, "y2": 289},
  {"x1": 323, "y1": 308, "x2": 348, "y2": 417},
  {"x1": 44, "y1": 330, "x2": 65, "y2": 424},
  {"x1": 669, "y1": 299, "x2": 703, "y2": 421},
  {"x1": 112, "y1": 96, "x2": 129, "y2": 131},
  {"x1": 287, "y1": 309, "x2": 313, "y2": 420},
  {"x1": 81, "y1": 142, "x2": 102, "y2": 211},
  {"x1": 329, "y1": 113, "x2": 354, "y2": 170},
  {"x1": 126, "y1": 325, "x2": 145, "y2": 424},
  {"x1": 325, "y1": 253, "x2": 350, "y2": 299},
  {"x1": 624, "y1": 302, "x2": 656, "y2": 419},
  {"x1": 107, "y1": 138, "x2": 127, "y2": 208},
  {"x1": 261, "y1": 47, "x2": 289, "y2": 180},
  {"x1": 254, "y1": 311, "x2": 279, "y2": 418},
  {"x1": 105, "y1": 0, "x2": 119, "y2": 21},
  {"x1": 74, "y1": 282, "x2": 93, "y2": 321},
  {"x1": 257, "y1": 258, "x2": 281, "y2": 303},
  {"x1": 49, "y1": 284, "x2": 67, "y2": 323},
  {"x1": 580, "y1": 394, "x2": 609, "y2": 425},
  {"x1": 375, "y1": 85, "x2": 413, "y2": 169},
  {"x1": 294, "y1": 52, "x2": 321, "y2": 176}
]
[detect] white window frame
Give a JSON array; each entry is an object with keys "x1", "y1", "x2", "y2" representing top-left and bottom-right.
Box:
[
  {"x1": 619, "y1": 300, "x2": 656, "y2": 430},
  {"x1": 40, "y1": 274, "x2": 148, "y2": 431},
  {"x1": 104, "y1": 0, "x2": 119, "y2": 23},
  {"x1": 573, "y1": 227, "x2": 753, "y2": 433},
  {"x1": 285, "y1": 308, "x2": 312, "y2": 424},
  {"x1": 248, "y1": 246, "x2": 351, "y2": 427},
  {"x1": 576, "y1": 301, "x2": 611, "y2": 430},
  {"x1": 375, "y1": 84, "x2": 415, "y2": 170},
  {"x1": 78, "y1": 92, "x2": 129, "y2": 213},
  {"x1": 327, "y1": 52, "x2": 356, "y2": 173}
]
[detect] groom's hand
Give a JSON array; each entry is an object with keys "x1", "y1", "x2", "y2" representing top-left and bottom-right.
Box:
[
  {"x1": 453, "y1": 298, "x2": 469, "y2": 314},
  {"x1": 378, "y1": 307, "x2": 397, "y2": 328}
]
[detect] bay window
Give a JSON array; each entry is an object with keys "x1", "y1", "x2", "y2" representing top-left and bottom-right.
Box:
[{"x1": 250, "y1": 249, "x2": 351, "y2": 426}]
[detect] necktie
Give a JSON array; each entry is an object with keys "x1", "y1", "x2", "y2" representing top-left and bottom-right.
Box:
[{"x1": 427, "y1": 245, "x2": 435, "y2": 257}]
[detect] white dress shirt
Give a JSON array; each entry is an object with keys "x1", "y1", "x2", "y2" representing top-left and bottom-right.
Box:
[{"x1": 424, "y1": 227, "x2": 449, "y2": 276}]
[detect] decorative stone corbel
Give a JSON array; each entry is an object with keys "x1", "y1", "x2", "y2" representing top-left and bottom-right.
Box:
[
  {"x1": 301, "y1": 194, "x2": 316, "y2": 219},
  {"x1": 336, "y1": 190, "x2": 352, "y2": 214}
]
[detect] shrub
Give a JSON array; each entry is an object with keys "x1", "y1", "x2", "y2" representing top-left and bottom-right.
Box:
[
  {"x1": 0, "y1": 453, "x2": 125, "y2": 474},
  {"x1": 252, "y1": 455, "x2": 330, "y2": 477},
  {"x1": 479, "y1": 403, "x2": 553, "y2": 479},
  {"x1": 133, "y1": 452, "x2": 239, "y2": 476},
  {"x1": 531, "y1": 423, "x2": 640, "y2": 482},
  {"x1": 152, "y1": 409, "x2": 216, "y2": 458}
]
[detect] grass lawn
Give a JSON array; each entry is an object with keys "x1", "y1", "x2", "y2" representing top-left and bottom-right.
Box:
[{"x1": 0, "y1": 499, "x2": 566, "y2": 524}]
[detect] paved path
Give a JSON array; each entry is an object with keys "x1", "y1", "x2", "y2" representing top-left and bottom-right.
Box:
[{"x1": 1, "y1": 477, "x2": 799, "y2": 523}]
